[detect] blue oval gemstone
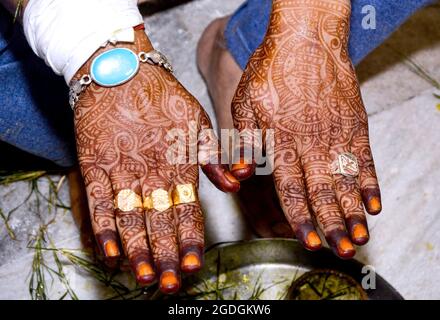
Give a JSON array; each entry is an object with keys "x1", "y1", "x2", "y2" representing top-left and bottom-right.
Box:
[{"x1": 90, "y1": 48, "x2": 139, "y2": 87}]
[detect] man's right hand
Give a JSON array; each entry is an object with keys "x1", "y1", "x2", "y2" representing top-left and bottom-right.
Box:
[{"x1": 74, "y1": 30, "x2": 239, "y2": 293}]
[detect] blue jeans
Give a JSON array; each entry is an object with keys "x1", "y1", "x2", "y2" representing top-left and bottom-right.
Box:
[
  {"x1": 0, "y1": 0, "x2": 433, "y2": 167},
  {"x1": 0, "y1": 8, "x2": 75, "y2": 167}
]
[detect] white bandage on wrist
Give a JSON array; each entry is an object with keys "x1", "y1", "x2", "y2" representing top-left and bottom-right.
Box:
[{"x1": 23, "y1": 0, "x2": 143, "y2": 84}]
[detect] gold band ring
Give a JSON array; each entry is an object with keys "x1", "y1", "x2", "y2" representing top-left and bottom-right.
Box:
[
  {"x1": 172, "y1": 183, "x2": 197, "y2": 206},
  {"x1": 143, "y1": 188, "x2": 173, "y2": 212},
  {"x1": 114, "y1": 189, "x2": 143, "y2": 212}
]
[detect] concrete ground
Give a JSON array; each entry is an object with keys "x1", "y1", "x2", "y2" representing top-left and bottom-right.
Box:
[{"x1": 0, "y1": 0, "x2": 439, "y2": 299}]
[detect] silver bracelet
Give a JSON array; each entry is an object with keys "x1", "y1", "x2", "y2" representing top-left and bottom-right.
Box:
[{"x1": 69, "y1": 49, "x2": 173, "y2": 109}]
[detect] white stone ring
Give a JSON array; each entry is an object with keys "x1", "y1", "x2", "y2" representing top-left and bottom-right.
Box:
[{"x1": 330, "y1": 153, "x2": 360, "y2": 178}]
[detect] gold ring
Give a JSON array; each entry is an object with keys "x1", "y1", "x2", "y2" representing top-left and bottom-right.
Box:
[
  {"x1": 143, "y1": 188, "x2": 173, "y2": 212},
  {"x1": 114, "y1": 189, "x2": 143, "y2": 212},
  {"x1": 330, "y1": 152, "x2": 359, "y2": 177},
  {"x1": 172, "y1": 183, "x2": 197, "y2": 206}
]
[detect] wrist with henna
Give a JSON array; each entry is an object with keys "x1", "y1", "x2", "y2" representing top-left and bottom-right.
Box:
[
  {"x1": 73, "y1": 29, "x2": 239, "y2": 293},
  {"x1": 231, "y1": 0, "x2": 381, "y2": 258}
]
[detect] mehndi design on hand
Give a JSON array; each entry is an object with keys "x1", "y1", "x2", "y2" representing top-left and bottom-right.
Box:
[
  {"x1": 74, "y1": 30, "x2": 239, "y2": 293},
  {"x1": 231, "y1": 0, "x2": 381, "y2": 258}
]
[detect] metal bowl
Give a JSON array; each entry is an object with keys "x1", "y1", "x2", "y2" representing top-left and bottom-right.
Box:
[{"x1": 179, "y1": 239, "x2": 403, "y2": 300}]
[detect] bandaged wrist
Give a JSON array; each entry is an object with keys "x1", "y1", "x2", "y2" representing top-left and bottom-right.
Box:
[{"x1": 23, "y1": 0, "x2": 143, "y2": 84}]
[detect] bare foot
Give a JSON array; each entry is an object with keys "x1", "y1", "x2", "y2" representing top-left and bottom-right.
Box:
[
  {"x1": 197, "y1": 17, "x2": 293, "y2": 238},
  {"x1": 197, "y1": 17, "x2": 241, "y2": 130},
  {"x1": 68, "y1": 168, "x2": 95, "y2": 251}
]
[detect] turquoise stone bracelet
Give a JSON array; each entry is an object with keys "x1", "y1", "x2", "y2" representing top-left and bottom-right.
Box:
[
  {"x1": 90, "y1": 48, "x2": 140, "y2": 87},
  {"x1": 69, "y1": 48, "x2": 173, "y2": 109}
]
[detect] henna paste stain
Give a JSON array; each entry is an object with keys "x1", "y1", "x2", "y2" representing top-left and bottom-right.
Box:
[
  {"x1": 74, "y1": 30, "x2": 237, "y2": 289},
  {"x1": 231, "y1": 0, "x2": 380, "y2": 258},
  {"x1": 160, "y1": 270, "x2": 181, "y2": 294}
]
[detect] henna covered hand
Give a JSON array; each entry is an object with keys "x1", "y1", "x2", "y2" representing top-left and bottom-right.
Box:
[
  {"x1": 74, "y1": 30, "x2": 239, "y2": 293},
  {"x1": 231, "y1": 0, "x2": 381, "y2": 258}
]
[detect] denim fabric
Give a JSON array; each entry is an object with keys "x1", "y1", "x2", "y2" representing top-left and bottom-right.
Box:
[
  {"x1": 225, "y1": 0, "x2": 435, "y2": 69},
  {"x1": 0, "y1": 8, "x2": 76, "y2": 167}
]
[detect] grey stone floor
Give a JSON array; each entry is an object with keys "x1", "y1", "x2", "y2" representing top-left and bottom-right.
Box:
[{"x1": 0, "y1": 0, "x2": 439, "y2": 299}]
